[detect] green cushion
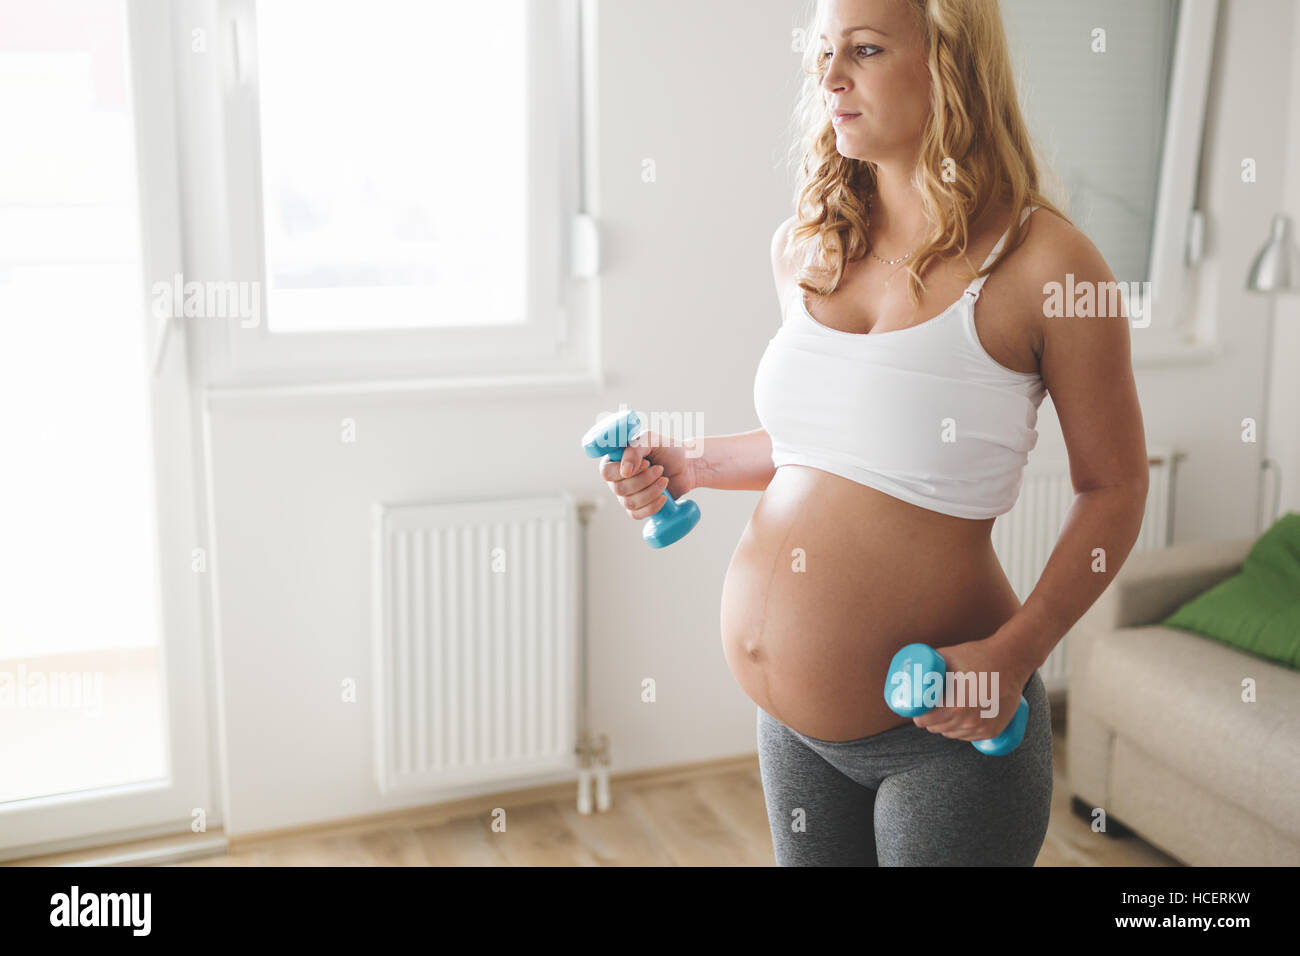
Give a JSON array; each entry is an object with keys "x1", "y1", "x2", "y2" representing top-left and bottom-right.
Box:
[{"x1": 1160, "y1": 511, "x2": 1300, "y2": 670}]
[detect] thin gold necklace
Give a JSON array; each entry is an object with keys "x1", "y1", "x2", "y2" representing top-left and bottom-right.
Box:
[{"x1": 865, "y1": 195, "x2": 918, "y2": 265}]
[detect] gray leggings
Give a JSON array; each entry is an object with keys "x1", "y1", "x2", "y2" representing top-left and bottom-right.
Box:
[{"x1": 756, "y1": 669, "x2": 1053, "y2": 866}]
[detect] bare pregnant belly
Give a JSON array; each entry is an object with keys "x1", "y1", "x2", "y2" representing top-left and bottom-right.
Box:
[{"x1": 719, "y1": 465, "x2": 1025, "y2": 742}]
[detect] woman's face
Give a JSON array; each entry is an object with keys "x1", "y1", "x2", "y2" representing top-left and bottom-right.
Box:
[{"x1": 816, "y1": 0, "x2": 931, "y2": 164}]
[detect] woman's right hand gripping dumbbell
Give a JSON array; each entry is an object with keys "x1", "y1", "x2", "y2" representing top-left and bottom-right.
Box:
[{"x1": 598, "y1": 431, "x2": 700, "y2": 520}]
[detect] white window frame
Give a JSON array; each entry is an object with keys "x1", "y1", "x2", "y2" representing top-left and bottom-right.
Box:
[
  {"x1": 173, "y1": 0, "x2": 597, "y2": 391},
  {"x1": 1138, "y1": 0, "x2": 1223, "y2": 365}
]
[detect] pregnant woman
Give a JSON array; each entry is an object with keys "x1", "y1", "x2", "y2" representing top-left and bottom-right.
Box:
[{"x1": 599, "y1": 0, "x2": 1149, "y2": 865}]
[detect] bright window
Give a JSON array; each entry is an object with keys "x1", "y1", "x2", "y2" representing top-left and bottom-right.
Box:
[
  {"x1": 195, "y1": 0, "x2": 587, "y2": 386},
  {"x1": 254, "y1": 0, "x2": 528, "y2": 334},
  {"x1": 0, "y1": 0, "x2": 167, "y2": 802}
]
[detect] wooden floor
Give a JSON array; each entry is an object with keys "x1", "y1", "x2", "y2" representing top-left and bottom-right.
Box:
[{"x1": 167, "y1": 714, "x2": 1179, "y2": 867}]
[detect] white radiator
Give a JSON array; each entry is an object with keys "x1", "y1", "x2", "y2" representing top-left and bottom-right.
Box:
[
  {"x1": 372, "y1": 494, "x2": 579, "y2": 795},
  {"x1": 992, "y1": 448, "x2": 1179, "y2": 692}
]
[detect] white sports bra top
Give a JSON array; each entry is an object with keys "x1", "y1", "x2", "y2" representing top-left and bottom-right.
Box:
[{"x1": 753, "y1": 205, "x2": 1047, "y2": 520}]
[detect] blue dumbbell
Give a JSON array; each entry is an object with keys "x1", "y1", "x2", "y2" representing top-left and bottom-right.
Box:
[
  {"x1": 883, "y1": 642, "x2": 1029, "y2": 756},
  {"x1": 582, "y1": 409, "x2": 701, "y2": 548}
]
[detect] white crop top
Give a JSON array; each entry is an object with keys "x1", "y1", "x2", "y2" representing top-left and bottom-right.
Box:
[{"x1": 753, "y1": 205, "x2": 1047, "y2": 520}]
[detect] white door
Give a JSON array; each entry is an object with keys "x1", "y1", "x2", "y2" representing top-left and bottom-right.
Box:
[{"x1": 0, "y1": 0, "x2": 214, "y2": 858}]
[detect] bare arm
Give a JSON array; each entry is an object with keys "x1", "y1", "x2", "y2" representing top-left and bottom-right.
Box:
[
  {"x1": 693, "y1": 429, "x2": 776, "y2": 491},
  {"x1": 987, "y1": 222, "x2": 1150, "y2": 675}
]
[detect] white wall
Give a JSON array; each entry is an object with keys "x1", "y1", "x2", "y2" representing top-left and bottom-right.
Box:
[
  {"x1": 1268, "y1": 0, "x2": 1300, "y2": 520},
  {"x1": 197, "y1": 0, "x2": 1295, "y2": 836},
  {"x1": 1180, "y1": 0, "x2": 1297, "y2": 536}
]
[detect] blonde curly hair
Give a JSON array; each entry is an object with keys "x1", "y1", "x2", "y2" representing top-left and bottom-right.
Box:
[{"x1": 786, "y1": 0, "x2": 1070, "y2": 303}]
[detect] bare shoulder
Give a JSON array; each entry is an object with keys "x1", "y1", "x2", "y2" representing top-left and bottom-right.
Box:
[
  {"x1": 1012, "y1": 207, "x2": 1147, "y2": 492},
  {"x1": 770, "y1": 215, "x2": 799, "y2": 299},
  {"x1": 1018, "y1": 207, "x2": 1109, "y2": 278},
  {"x1": 1009, "y1": 207, "x2": 1119, "y2": 356}
]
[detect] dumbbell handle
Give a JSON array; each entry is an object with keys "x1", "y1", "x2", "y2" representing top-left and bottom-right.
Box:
[
  {"x1": 602, "y1": 446, "x2": 687, "y2": 515},
  {"x1": 582, "y1": 408, "x2": 701, "y2": 549},
  {"x1": 883, "y1": 642, "x2": 1029, "y2": 756}
]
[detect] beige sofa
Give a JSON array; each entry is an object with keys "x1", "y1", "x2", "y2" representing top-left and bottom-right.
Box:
[{"x1": 1066, "y1": 535, "x2": 1300, "y2": 866}]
